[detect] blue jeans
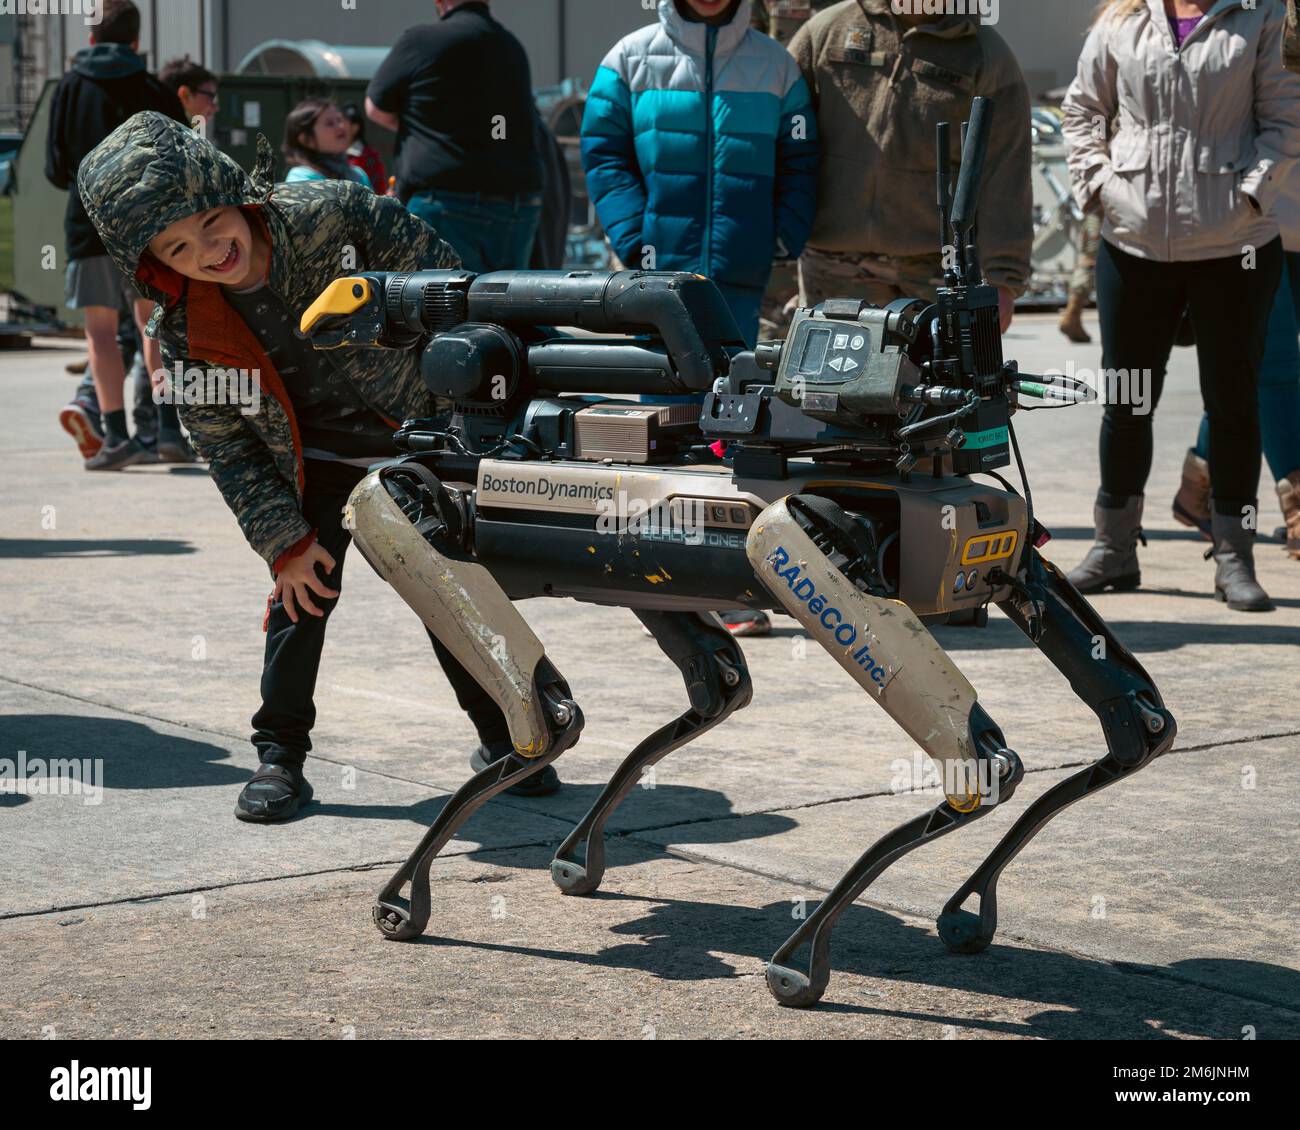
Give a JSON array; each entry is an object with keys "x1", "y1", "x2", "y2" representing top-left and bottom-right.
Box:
[
  {"x1": 1195, "y1": 251, "x2": 1300, "y2": 479},
  {"x1": 406, "y1": 189, "x2": 542, "y2": 273}
]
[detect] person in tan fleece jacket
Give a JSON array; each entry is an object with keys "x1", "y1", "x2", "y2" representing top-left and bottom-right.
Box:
[{"x1": 788, "y1": 0, "x2": 1033, "y2": 332}]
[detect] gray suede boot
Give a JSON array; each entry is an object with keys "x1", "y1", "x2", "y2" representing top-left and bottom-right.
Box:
[
  {"x1": 1067, "y1": 495, "x2": 1144, "y2": 593},
  {"x1": 1209, "y1": 509, "x2": 1273, "y2": 612}
]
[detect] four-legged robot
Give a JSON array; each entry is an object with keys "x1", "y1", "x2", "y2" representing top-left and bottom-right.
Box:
[{"x1": 301, "y1": 98, "x2": 1176, "y2": 1006}]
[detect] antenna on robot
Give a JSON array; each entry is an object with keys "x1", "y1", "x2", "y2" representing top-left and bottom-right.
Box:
[
  {"x1": 936, "y1": 121, "x2": 954, "y2": 286},
  {"x1": 946, "y1": 95, "x2": 993, "y2": 285}
]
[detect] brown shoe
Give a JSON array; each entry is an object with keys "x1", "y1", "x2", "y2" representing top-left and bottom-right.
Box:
[
  {"x1": 1171, "y1": 449, "x2": 1212, "y2": 540},
  {"x1": 1058, "y1": 293, "x2": 1091, "y2": 343},
  {"x1": 1277, "y1": 472, "x2": 1300, "y2": 560}
]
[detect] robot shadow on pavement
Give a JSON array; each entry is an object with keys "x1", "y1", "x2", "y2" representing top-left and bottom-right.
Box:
[{"x1": 299, "y1": 99, "x2": 1176, "y2": 1008}]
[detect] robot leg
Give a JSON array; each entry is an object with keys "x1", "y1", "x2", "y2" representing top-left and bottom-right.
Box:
[
  {"x1": 550, "y1": 610, "x2": 751, "y2": 895},
  {"x1": 344, "y1": 465, "x2": 584, "y2": 941},
  {"x1": 746, "y1": 496, "x2": 1024, "y2": 1007},
  {"x1": 936, "y1": 549, "x2": 1176, "y2": 955}
]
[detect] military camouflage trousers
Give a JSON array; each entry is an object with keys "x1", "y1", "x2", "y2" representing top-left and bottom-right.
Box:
[
  {"x1": 797, "y1": 246, "x2": 943, "y2": 311},
  {"x1": 1069, "y1": 210, "x2": 1104, "y2": 302}
]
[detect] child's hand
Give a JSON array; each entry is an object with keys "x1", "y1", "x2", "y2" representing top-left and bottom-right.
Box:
[{"x1": 273, "y1": 542, "x2": 339, "y2": 623}]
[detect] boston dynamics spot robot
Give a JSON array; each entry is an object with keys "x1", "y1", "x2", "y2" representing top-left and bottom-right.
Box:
[{"x1": 300, "y1": 100, "x2": 1176, "y2": 1008}]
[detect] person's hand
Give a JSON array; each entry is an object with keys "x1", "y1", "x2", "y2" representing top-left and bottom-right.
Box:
[
  {"x1": 997, "y1": 286, "x2": 1015, "y2": 333},
  {"x1": 273, "y1": 541, "x2": 338, "y2": 623}
]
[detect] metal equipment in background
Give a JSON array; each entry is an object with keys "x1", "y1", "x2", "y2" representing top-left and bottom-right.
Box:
[{"x1": 1025, "y1": 100, "x2": 1088, "y2": 307}]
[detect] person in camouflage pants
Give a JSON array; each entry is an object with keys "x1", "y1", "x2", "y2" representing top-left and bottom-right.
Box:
[
  {"x1": 1060, "y1": 204, "x2": 1102, "y2": 343},
  {"x1": 78, "y1": 111, "x2": 557, "y2": 821}
]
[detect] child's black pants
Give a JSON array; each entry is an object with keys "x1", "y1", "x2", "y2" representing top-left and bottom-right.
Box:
[{"x1": 252, "y1": 458, "x2": 510, "y2": 769}]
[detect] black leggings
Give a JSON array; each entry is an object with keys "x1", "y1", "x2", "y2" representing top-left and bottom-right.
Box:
[
  {"x1": 1095, "y1": 237, "x2": 1282, "y2": 515},
  {"x1": 252, "y1": 459, "x2": 510, "y2": 768}
]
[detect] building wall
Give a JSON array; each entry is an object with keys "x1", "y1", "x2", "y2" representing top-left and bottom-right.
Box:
[
  {"x1": 992, "y1": 1, "x2": 1093, "y2": 97},
  {"x1": 36, "y1": 0, "x2": 1093, "y2": 95},
  {"x1": 208, "y1": 0, "x2": 646, "y2": 87},
  {"x1": 0, "y1": 16, "x2": 16, "y2": 132}
]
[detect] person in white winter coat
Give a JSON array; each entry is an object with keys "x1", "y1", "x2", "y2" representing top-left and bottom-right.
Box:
[{"x1": 1061, "y1": 0, "x2": 1300, "y2": 612}]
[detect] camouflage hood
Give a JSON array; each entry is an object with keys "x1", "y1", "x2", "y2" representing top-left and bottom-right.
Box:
[{"x1": 77, "y1": 110, "x2": 277, "y2": 307}]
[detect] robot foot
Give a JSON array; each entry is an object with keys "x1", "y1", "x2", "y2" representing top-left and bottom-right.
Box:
[
  {"x1": 765, "y1": 757, "x2": 1021, "y2": 1008},
  {"x1": 373, "y1": 663, "x2": 583, "y2": 942},
  {"x1": 935, "y1": 550, "x2": 1178, "y2": 956},
  {"x1": 550, "y1": 610, "x2": 750, "y2": 896},
  {"x1": 937, "y1": 739, "x2": 1168, "y2": 956}
]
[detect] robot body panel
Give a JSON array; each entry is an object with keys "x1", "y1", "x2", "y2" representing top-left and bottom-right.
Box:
[{"x1": 467, "y1": 454, "x2": 1025, "y2": 616}]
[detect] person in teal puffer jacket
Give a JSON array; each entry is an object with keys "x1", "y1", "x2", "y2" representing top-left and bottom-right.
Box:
[{"x1": 581, "y1": 0, "x2": 818, "y2": 348}]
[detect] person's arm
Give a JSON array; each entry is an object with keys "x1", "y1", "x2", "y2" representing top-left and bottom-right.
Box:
[
  {"x1": 1239, "y1": 4, "x2": 1300, "y2": 215},
  {"x1": 580, "y1": 50, "x2": 647, "y2": 269},
  {"x1": 1061, "y1": 20, "x2": 1119, "y2": 214},
  {"x1": 173, "y1": 393, "x2": 313, "y2": 569},
  {"x1": 365, "y1": 97, "x2": 400, "y2": 133},
  {"x1": 973, "y1": 38, "x2": 1034, "y2": 306},
  {"x1": 176, "y1": 369, "x2": 338, "y2": 616},
  {"x1": 44, "y1": 77, "x2": 72, "y2": 190},
  {"x1": 773, "y1": 65, "x2": 819, "y2": 260},
  {"x1": 336, "y1": 178, "x2": 460, "y2": 270},
  {"x1": 365, "y1": 29, "x2": 414, "y2": 132}
]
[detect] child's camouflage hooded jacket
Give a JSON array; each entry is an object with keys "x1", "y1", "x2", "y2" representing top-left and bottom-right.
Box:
[{"x1": 78, "y1": 111, "x2": 460, "y2": 569}]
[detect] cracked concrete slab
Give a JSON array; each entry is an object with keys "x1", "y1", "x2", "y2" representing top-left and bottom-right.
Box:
[
  {"x1": 633, "y1": 736, "x2": 1300, "y2": 1011},
  {"x1": 0, "y1": 681, "x2": 569, "y2": 918},
  {"x1": 1, "y1": 849, "x2": 1295, "y2": 1039}
]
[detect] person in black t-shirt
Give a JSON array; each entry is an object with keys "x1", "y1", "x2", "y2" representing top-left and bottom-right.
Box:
[{"x1": 365, "y1": 0, "x2": 544, "y2": 272}]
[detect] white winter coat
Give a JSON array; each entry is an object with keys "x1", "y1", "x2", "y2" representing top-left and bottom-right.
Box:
[{"x1": 1063, "y1": 0, "x2": 1300, "y2": 260}]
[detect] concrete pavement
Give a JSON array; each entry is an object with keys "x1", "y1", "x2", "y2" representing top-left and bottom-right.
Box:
[{"x1": 1, "y1": 312, "x2": 1297, "y2": 1038}]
